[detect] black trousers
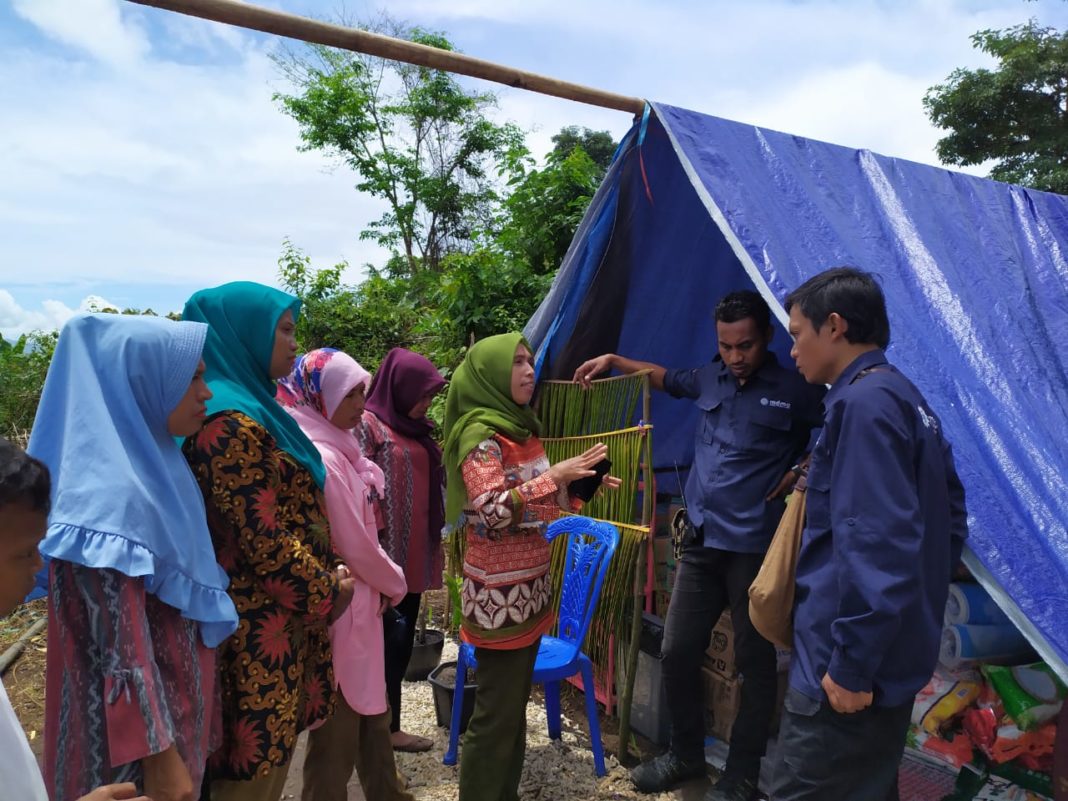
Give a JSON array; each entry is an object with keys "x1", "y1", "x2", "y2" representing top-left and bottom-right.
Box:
[
  {"x1": 661, "y1": 545, "x2": 777, "y2": 779},
  {"x1": 770, "y1": 688, "x2": 911, "y2": 801},
  {"x1": 384, "y1": 591, "x2": 422, "y2": 733}
]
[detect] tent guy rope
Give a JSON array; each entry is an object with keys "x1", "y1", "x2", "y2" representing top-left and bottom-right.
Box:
[{"x1": 125, "y1": 0, "x2": 647, "y2": 116}]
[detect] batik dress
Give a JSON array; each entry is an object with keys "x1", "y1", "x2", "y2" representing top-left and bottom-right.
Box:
[
  {"x1": 44, "y1": 562, "x2": 218, "y2": 801},
  {"x1": 183, "y1": 410, "x2": 340, "y2": 780},
  {"x1": 460, "y1": 433, "x2": 574, "y2": 649},
  {"x1": 357, "y1": 410, "x2": 442, "y2": 593}
]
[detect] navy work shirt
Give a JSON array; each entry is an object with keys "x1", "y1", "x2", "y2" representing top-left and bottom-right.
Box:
[
  {"x1": 664, "y1": 353, "x2": 825, "y2": 553},
  {"x1": 790, "y1": 350, "x2": 968, "y2": 708}
]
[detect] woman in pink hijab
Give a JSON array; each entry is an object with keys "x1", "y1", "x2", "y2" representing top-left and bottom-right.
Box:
[{"x1": 277, "y1": 349, "x2": 412, "y2": 801}]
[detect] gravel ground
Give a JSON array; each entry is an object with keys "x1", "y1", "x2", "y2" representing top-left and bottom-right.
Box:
[{"x1": 281, "y1": 639, "x2": 707, "y2": 800}]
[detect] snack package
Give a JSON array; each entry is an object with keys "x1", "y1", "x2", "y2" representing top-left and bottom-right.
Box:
[
  {"x1": 982, "y1": 721, "x2": 1056, "y2": 765},
  {"x1": 914, "y1": 668, "x2": 983, "y2": 734},
  {"x1": 907, "y1": 726, "x2": 976, "y2": 770},
  {"x1": 983, "y1": 663, "x2": 1068, "y2": 731},
  {"x1": 964, "y1": 706, "x2": 1001, "y2": 749}
]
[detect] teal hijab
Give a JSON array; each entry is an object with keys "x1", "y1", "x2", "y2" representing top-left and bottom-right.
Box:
[
  {"x1": 182, "y1": 281, "x2": 327, "y2": 487},
  {"x1": 442, "y1": 333, "x2": 541, "y2": 525}
]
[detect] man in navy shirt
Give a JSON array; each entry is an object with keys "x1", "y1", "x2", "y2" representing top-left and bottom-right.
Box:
[
  {"x1": 575, "y1": 291, "x2": 825, "y2": 801},
  {"x1": 772, "y1": 267, "x2": 968, "y2": 801}
]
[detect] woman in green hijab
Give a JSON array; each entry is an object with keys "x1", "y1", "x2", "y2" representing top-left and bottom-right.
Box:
[
  {"x1": 443, "y1": 332, "x2": 618, "y2": 801},
  {"x1": 181, "y1": 282, "x2": 355, "y2": 801}
]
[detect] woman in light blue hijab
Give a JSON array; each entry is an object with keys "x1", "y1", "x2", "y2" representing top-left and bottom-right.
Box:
[{"x1": 29, "y1": 313, "x2": 238, "y2": 801}]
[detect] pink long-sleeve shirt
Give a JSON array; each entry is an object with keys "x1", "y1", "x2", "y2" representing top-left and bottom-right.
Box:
[{"x1": 321, "y1": 447, "x2": 408, "y2": 715}]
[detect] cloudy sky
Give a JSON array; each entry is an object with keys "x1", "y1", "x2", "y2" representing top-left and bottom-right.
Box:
[{"x1": 3, "y1": 0, "x2": 1067, "y2": 338}]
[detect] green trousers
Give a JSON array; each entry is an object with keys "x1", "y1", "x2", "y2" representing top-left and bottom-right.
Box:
[{"x1": 458, "y1": 638, "x2": 540, "y2": 801}]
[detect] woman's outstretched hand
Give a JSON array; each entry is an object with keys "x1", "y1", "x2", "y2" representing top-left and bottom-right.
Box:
[{"x1": 548, "y1": 443, "x2": 609, "y2": 487}]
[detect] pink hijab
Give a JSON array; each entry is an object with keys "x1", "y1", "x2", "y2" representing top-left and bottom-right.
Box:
[{"x1": 276, "y1": 348, "x2": 383, "y2": 495}]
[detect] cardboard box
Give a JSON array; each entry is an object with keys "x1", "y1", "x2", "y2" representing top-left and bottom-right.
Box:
[
  {"x1": 702, "y1": 667, "x2": 741, "y2": 741},
  {"x1": 652, "y1": 535, "x2": 676, "y2": 593},
  {"x1": 702, "y1": 668, "x2": 790, "y2": 742},
  {"x1": 704, "y1": 611, "x2": 736, "y2": 677}
]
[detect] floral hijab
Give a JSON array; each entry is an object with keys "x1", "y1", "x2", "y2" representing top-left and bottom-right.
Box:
[{"x1": 277, "y1": 348, "x2": 384, "y2": 496}]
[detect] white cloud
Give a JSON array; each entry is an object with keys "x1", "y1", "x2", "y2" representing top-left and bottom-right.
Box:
[
  {"x1": 3, "y1": 0, "x2": 1068, "y2": 318},
  {"x1": 0, "y1": 9, "x2": 387, "y2": 293},
  {"x1": 11, "y1": 0, "x2": 149, "y2": 66},
  {"x1": 0, "y1": 291, "x2": 123, "y2": 340}
]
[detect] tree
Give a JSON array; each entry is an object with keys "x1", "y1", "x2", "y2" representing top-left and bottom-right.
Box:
[
  {"x1": 273, "y1": 18, "x2": 527, "y2": 275},
  {"x1": 277, "y1": 239, "x2": 424, "y2": 370},
  {"x1": 498, "y1": 145, "x2": 603, "y2": 274},
  {"x1": 550, "y1": 126, "x2": 616, "y2": 174},
  {"x1": 924, "y1": 20, "x2": 1068, "y2": 193},
  {"x1": 1, "y1": 330, "x2": 58, "y2": 444}
]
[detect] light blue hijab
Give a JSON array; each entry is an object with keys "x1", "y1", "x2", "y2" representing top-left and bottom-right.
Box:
[{"x1": 28, "y1": 314, "x2": 238, "y2": 647}]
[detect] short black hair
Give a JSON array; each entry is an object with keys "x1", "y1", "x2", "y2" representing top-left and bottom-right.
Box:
[
  {"x1": 715, "y1": 290, "x2": 771, "y2": 331},
  {"x1": 0, "y1": 437, "x2": 51, "y2": 515},
  {"x1": 785, "y1": 267, "x2": 891, "y2": 349}
]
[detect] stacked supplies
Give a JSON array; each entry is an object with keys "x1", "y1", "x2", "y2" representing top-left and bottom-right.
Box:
[
  {"x1": 903, "y1": 582, "x2": 1064, "y2": 800},
  {"x1": 940, "y1": 583, "x2": 1036, "y2": 670}
]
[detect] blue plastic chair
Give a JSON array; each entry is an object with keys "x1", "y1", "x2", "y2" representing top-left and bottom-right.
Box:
[{"x1": 442, "y1": 515, "x2": 620, "y2": 776}]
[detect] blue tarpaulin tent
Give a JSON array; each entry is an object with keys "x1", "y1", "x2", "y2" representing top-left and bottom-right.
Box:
[{"x1": 525, "y1": 102, "x2": 1068, "y2": 681}]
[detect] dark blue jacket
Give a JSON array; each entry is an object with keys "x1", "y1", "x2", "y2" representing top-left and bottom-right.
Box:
[{"x1": 790, "y1": 350, "x2": 968, "y2": 706}]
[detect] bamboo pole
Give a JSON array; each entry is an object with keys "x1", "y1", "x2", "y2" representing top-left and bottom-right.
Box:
[
  {"x1": 0, "y1": 617, "x2": 46, "y2": 676},
  {"x1": 126, "y1": 0, "x2": 646, "y2": 116},
  {"x1": 616, "y1": 541, "x2": 646, "y2": 763}
]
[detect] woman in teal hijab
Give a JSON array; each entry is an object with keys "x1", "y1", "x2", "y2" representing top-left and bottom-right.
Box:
[
  {"x1": 443, "y1": 333, "x2": 617, "y2": 801},
  {"x1": 181, "y1": 282, "x2": 354, "y2": 801}
]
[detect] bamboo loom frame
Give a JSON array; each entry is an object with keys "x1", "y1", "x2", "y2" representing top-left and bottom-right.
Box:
[
  {"x1": 126, "y1": 0, "x2": 646, "y2": 116},
  {"x1": 538, "y1": 372, "x2": 653, "y2": 762}
]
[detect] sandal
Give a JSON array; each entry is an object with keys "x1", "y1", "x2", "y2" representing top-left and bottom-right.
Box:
[{"x1": 392, "y1": 731, "x2": 434, "y2": 752}]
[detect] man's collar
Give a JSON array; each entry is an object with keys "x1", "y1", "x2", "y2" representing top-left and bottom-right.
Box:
[
  {"x1": 713, "y1": 350, "x2": 780, "y2": 385},
  {"x1": 827, "y1": 349, "x2": 888, "y2": 400}
]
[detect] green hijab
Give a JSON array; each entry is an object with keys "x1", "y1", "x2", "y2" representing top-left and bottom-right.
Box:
[
  {"x1": 182, "y1": 281, "x2": 327, "y2": 488},
  {"x1": 443, "y1": 333, "x2": 542, "y2": 525}
]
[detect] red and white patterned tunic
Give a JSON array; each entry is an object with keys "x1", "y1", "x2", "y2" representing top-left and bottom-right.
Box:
[{"x1": 459, "y1": 434, "x2": 572, "y2": 649}]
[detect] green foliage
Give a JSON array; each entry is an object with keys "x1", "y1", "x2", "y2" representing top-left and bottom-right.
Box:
[
  {"x1": 421, "y1": 248, "x2": 554, "y2": 357},
  {"x1": 275, "y1": 118, "x2": 604, "y2": 379},
  {"x1": 925, "y1": 19, "x2": 1068, "y2": 193},
  {"x1": 444, "y1": 573, "x2": 463, "y2": 632},
  {"x1": 499, "y1": 146, "x2": 604, "y2": 274},
  {"x1": 273, "y1": 20, "x2": 528, "y2": 274},
  {"x1": 277, "y1": 240, "x2": 422, "y2": 371},
  {"x1": 0, "y1": 331, "x2": 58, "y2": 445},
  {"x1": 550, "y1": 125, "x2": 616, "y2": 173}
]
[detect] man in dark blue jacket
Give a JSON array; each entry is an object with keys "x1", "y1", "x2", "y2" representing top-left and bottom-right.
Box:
[
  {"x1": 772, "y1": 267, "x2": 968, "y2": 801},
  {"x1": 575, "y1": 291, "x2": 825, "y2": 801}
]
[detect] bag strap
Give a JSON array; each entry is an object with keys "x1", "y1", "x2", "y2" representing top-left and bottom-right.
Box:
[
  {"x1": 851, "y1": 365, "x2": 890, "y2": 384},
  {"x1": 794, "y1": 364, "x2": 889, "y2": 494}
]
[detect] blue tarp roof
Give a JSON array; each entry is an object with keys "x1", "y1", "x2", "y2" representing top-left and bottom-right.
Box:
[{"x1": 526, "y1": 101, "x2": 1068, "y2": 680}]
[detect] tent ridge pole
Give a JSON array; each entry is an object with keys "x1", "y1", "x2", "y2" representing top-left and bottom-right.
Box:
[{"x1": 126, "y1": 0, "x2": 647, "y2": 116}]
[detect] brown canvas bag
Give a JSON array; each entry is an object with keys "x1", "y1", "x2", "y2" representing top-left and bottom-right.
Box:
[{"x1": 748, "y1": 474, "x2": 807, "y2": 650}]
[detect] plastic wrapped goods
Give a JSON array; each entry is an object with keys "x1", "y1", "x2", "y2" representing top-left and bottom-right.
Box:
[
  {"x1": 946, "y1": 583, "x2": 1013, "y2": 626},
  {"x1": 982, "y1": 663, "x2": 1067, "y2": 731},
  {"x1": 913, "y1": 668, "x2": 982, "y2": 734},
  {"x1": 941, "y1": 624, "x2": 1036, "y2": 670}
]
